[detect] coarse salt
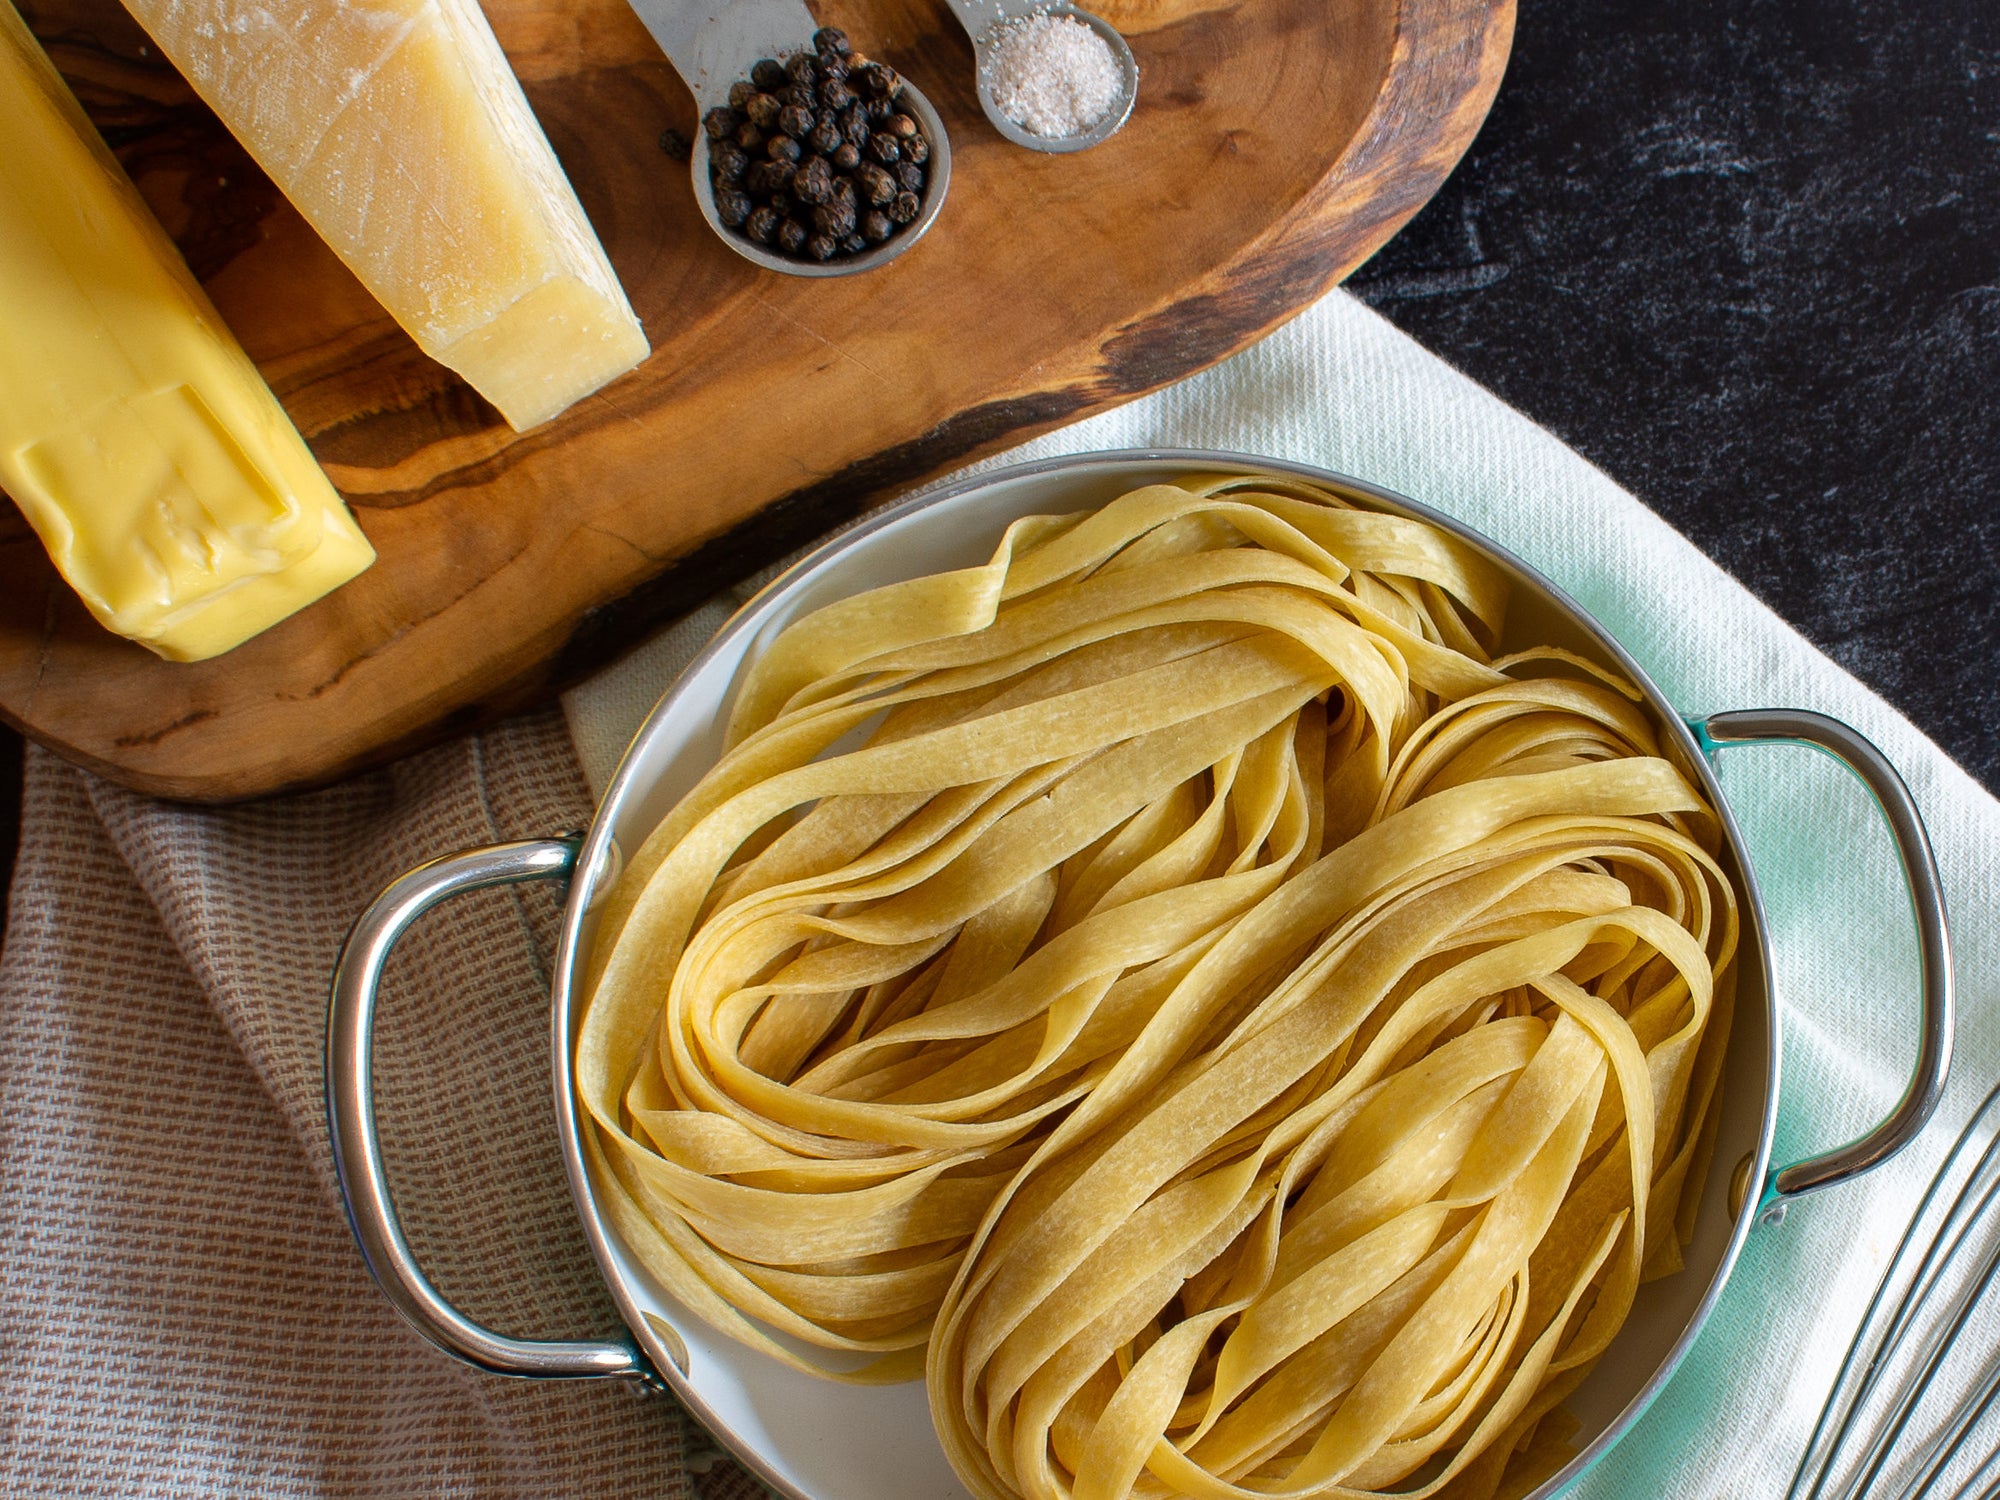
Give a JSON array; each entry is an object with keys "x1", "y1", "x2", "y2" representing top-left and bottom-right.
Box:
[{"x1": 983, "y1": 11, "x2": 1123, "y2": 139}]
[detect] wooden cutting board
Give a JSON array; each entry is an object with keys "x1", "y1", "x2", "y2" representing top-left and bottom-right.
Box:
[{"x1": 6, "y1": 0, "x2": 1511, "y2": 801}]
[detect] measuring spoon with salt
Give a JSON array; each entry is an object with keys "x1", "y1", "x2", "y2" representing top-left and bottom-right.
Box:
[
  {"x1": 946, "y1": 0, "x2": 1138, "y2": 153},
  {"x1": 621, "y1": 0, "x2": 952, "y2": 275}
]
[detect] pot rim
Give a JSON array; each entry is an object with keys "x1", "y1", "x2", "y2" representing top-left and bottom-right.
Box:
[{"x1": 547, "y1": 447, "x2": 1782, "y2": 1500}]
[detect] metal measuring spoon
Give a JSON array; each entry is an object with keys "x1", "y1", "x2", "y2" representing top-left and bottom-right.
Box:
[
  {"x1": 622, "y1": 0, "x2": 951, "y2": 276},
  {"x1": 945, "y1": 0, "x2": 1137, "y2": 153}
]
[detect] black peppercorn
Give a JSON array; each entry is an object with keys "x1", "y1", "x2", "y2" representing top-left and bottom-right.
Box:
[
  {"x1": 780, "y1": 83, "x2": 816, "y2": 112},
  {"x1": 818, "y1": 50, "x2": 849, "y2": 82},
  {"x1": 853, "y1": 161, "x2": 895, "y2": 206},
  {"x1": 903, "y1": 131, "x2": 929, "y2": 166},
  {"x1": 842, "y1": 105, "x2": 872, "y2": 147},
  {"x1": 888, "y1": 190, "x2": 919, "y2": 225},
  {"x1": 659, "y1": 127, "x2": 691, "y2": 160},
  {"x1": 703, "y1": 105, "x2": 739, "y2": 140},
  {"x1": 808, "y1": 117, "x2": 842, "y2": 155},
  {"x1": 777, "y1": 103, "x2": 814, "y2": 139},
  {"x1": 751, "y1": 57, "x2": 787, "y2": 91},
  {"x1": 745, "y1": 206, "x2": 780, "y2": 243},
  {"x1": 886, "y1": 113, "x2": 918, "y2": 139},
  {"x1": 867, "y1": 132, "x2": 902, "y2": 166},
  {"x1": 812, "y1": 26, "x2": 848, "y2": 54},
  {"x1": 857, "y1": 61, "x2": 900, "y2": 99},
  {"x1": 746, "y1": 159, "x2": 796, "y2": 196},
  {"x1": 785, "y1": 53, "x2": 817, "y2": 87},
  {"x1": 714, "y1": 188, "x2": 752, "y2": 227},
  {"x1": 710, "y1": 141, "x2": 750, "y2": 181},
  {"x1": 841, "y1": 233, "x2": 867, "y2": 255},
  {"x1": 766, "y1": 133, "x2": 801, "y2": 164},
  {"x1": 861, "y1": 210, "x2": 893, "y2": 243},
  {"x1": 864, "y1": 96, "x2": 895, "y2": 122},
  {"x1": 745, "y1": 91, "x2": 782, "y2": 129},
  {"x1": 805, "y1": 232, "x2": 839, "y2": 261},
  {"x1": 768, "y1": 189, "x2": 796, "y2": 217},
  {"x1": 733, "y1": 120, "x2": 764, "y2": 152},
  {"x1": 814, "y1": 197, "x2": 856, "y2": 238},
  {"x1": 832, "y1": 141, "x2": 861, "y2": 171},
  {"x1": 777, "y1": 217, "x2": 809, "y2": 254},
  {"x1": 819, "y1": 78, "x2": 855, "y2": 113},
  {"x1": 793, "y1": 155, "x2": 834, "y2": 204},
  {"x1": 895, "y1": 160, "x2": 924, "y2": 193},
  {"x1": 728, "y1": 81, "x2": 754, "y2": 110},
  {"x1": 831, "y1": 172, "x2": 856, "y2": 203}
]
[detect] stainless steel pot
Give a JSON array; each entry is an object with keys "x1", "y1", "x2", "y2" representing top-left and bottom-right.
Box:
[{"x1": 326, "y1": 450, "x2": 1953, "y2": 1500}]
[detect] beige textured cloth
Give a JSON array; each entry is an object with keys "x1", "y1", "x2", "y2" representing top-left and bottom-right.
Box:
[{"x1": 0, "y1": 709, "x2": 763, "y2": 1497}]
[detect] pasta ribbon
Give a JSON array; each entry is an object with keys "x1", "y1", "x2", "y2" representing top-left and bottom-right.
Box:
[{"x1": 578, "y1": 475, "x2": 1736, "y2": 1497}]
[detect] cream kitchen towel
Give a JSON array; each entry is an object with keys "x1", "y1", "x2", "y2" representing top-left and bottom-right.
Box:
[{"x1": 565, "y1": 287, "x2": 2000, "y2": 1497}]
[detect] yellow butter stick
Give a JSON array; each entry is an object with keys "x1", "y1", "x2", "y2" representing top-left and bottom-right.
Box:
[{"x1": 0, "y1": 0, "x2": 374, "y2": 662}]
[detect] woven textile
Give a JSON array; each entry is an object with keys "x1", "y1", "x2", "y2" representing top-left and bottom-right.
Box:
[{"x1": 0, "y1": 709, "x2": 755, "y2": 1497}]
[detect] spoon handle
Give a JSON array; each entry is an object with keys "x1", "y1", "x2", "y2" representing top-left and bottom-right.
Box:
[
  {"x1": 621, "y1": 0, "x2": 820, "y2": 110},
  {"x1": 945, "y1": 0, "x2": 1056, "y2": 47}
]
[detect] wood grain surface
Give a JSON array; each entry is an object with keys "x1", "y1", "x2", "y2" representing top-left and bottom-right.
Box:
[{"x1": 5, "y1": 0, "x2": 1512, "y2": 801}]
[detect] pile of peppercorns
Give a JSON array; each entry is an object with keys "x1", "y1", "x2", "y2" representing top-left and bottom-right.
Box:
[{"x1": 703, "y1": 28, "x2": 933, "y2": 263}]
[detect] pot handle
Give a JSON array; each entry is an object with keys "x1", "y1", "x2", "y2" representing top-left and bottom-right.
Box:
[
  {"x1": 1697, "y1": 709, "x2": 1954, "y2": 1223},
  {"x1": 326, "y1": 836, "x2": 655, "y2": 1383}
]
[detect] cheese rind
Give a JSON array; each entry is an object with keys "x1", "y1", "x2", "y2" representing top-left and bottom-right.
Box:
[
  {"x1": 0, "y1": 0, "x2": 375, "y2": 662},
  {"x1": 121, "y1": 0, "x2": 651, "y2": 430}
]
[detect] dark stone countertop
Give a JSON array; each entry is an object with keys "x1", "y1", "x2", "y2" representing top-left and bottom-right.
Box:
[{"x1": 1350, "y1": 0, "x2": 2000, "y2": 796}]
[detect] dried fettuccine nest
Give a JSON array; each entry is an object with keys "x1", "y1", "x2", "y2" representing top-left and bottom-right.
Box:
[{"x1": 575, "y1": 475, "x2": 1736, "y2": 1497}]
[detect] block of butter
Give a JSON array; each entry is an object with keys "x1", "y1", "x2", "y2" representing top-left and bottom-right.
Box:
[
  {"x1": 0, "y1": 0, "x2": 376, "y2": 663},
  {"x1": 121, "y1": 0, "x2": 651, "y2": 431}
]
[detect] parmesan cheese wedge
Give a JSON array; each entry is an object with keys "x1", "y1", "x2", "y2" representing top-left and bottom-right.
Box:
[
  {"x1": 121, "y1": 0, "x2": 651, "y2": 430},
  {"x1": 0, "y1": 0, "x2": 375, "y2": 662}
]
